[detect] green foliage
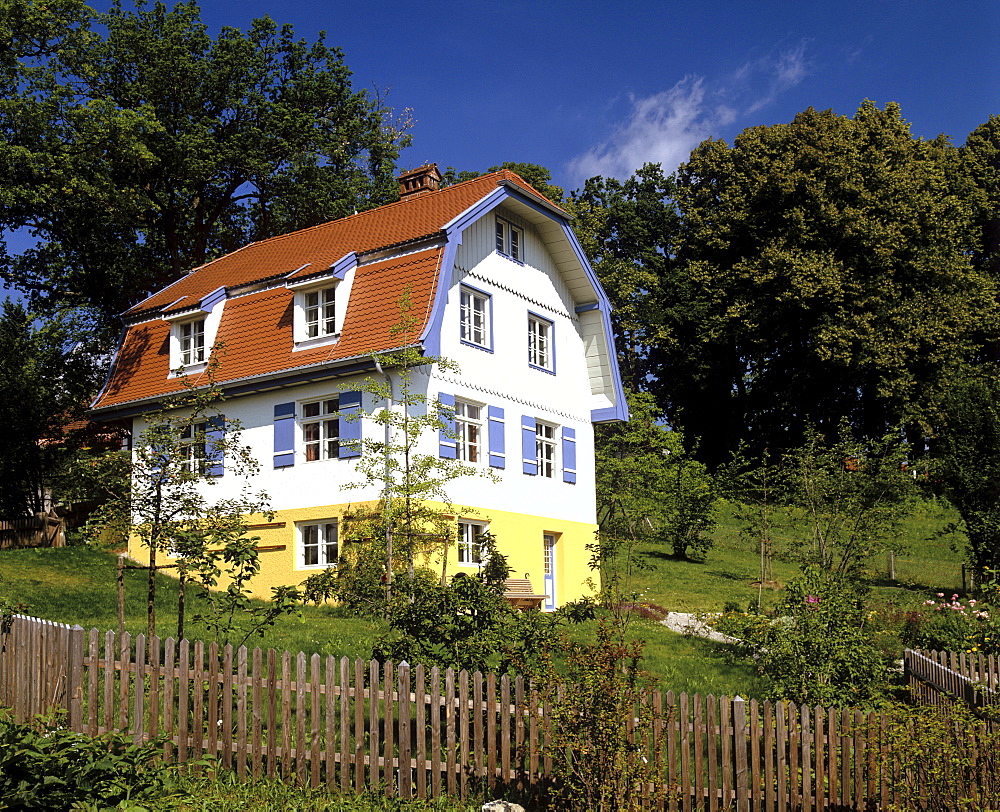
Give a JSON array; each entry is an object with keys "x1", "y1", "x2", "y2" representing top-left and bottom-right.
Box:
[
  {"x1": 667, "y1": 101, "x2": 991, "y2": 466},
  {"x1": 86, "y1": 359, "x2": 293, "y2": 645},
  {"x1": 0, "y1": 711, "x2": 182, "y2": 810},
  {"x1": 780, "y1": 421, "x2": 914, "y2": 576},
  {"x1": 901, "y1": 578, "x2": 1000, "y2": 654},
  {"x1": 880, "y1": 701, "x2": 1000, "y2": 812},
  {"x1": 0, "y1": 300, "x2": 101, "y2": 517},
  {"x1": 936, "y1": 374, "x2": 1000, "y2": 578},
  {"x1": 536, "y1": 613, "x2": 669, "y2": 811},
  {"x1": 732, "y1": 567, "x2": 895, "y2": 706},
  {"x1": 0, "y1": 572, "x2": 29, "y2": 631},
  {"x1": 0, "y1": 0, "x2": 410, "y2": 338},
  {"x1": 595, "y1": 391, "x2": 716, "y2": 561}
]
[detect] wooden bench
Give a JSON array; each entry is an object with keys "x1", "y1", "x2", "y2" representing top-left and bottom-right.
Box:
[{"x1": 502, "y1": 578, "x2": 547, "y2": 611}]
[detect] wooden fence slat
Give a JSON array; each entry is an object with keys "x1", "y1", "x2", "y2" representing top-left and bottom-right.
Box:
[
  {"x1": 369, "y1": 659, "x2": 381, "y2": 791},
  {"x1": 117, "y1": 631, "x2": 131, "y2": 732},
  {"x1": 800, "y1": 704, "x2": 811, "y2": 812},
  {"x1": 87, "y1": 629, "x2": 99, "y2": 737},
  {"x1": 680, "y1": 691, "x2": 691, "y2": 812},
  {"x1": 310, "y1": 654, "x2": 322, "y2": 789},
  {"x1": 485, "y1": 671, "x2": 497, "y2": 792},
  {"x1": 207, "y1": 642, "x2": 219, "y2": 763},
  {"x1": 720, "y1": 695, "x2": 732, "y2": 809},
  {"x1": 296, "y1": 652, "x2": 307, "y2": 787},
  {"x1": 707, "y1": 695, "x2": 719, "y2": 812},
  {"x1": 666, "y1": 690, "x2": 678, "y2": 811},
  {"x1": 280, "y1": 650, "x2": 292, "y2": 779},
  {"x1": 338, "y1": 656, "x2": 350, "y2": 792},
  {"x1": 148, "y1": 635, "x2": 161, "y2": 744},
  {"x1": 775, "y1": 700, "x2": 787, "y2": 810},
  {"x1": 473, "y1": 671, "x2": 484, "y2": 781},
  {"x1": 763, "y1": 701, "x2": 775, "y2": 811},
  {"x1": 813, "y1": 705, "x2": 825, "y2": 812},
  {"x1": 749, "y1": 699, "x2": 761, "y2": 809},
  {"x1": 354, "y1": 658, "x2": 365, "y2": 793},
  {"x1": 733, "y1": 697, "x2": 748, "y2": 811},
  {"x1": 840, "y1": 706, "x2": 851, "y2": 809},
  {"x1": 383, "y1": 660, "x2": 395, "y2": 794},
  {"x1": 415, "y1": 663, "x2": 427, "y2": 799},
  {"x1": 192, "y1": 641, "x2": 205, "y2": 763},
  {"x1": 251, "y1": 648, "x2": 264, "y2": 779},
  {"x1": 178, "y1": 639, "x2": 190, "y2": 764},
  {"x1": 459, "y1": 669, "x2": 470, "y2": 799},
  {"x1": 222, "y1": 644, "x2": 234, "y2": 770},
  {"x1": 325, "y1": 655, "x2": 336, "y2": 790},
  {"x1": 431, "y1": 665, "x2": 442, "y2": 797},
  {"x1": 500, "y1": 674, "x2": 511, "y2": 787},
  {"x1": 236, "y1": 646, "x2": 248, "y2": 779},
  {"x1": 399, "y1": 662, "x2": 412, "y2": 798},
  {"x1": 693, "y1": 694, "x2": 705, "y2": 811}
]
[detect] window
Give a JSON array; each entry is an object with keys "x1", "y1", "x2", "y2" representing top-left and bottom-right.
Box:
[
  {"x1": 535, "y1": 421, "x2": 556, "y2": 478},
  {"x1": 457, "y1": 520, "x2": 487, "y2": 565},
  {"x1": 179, "y1": 319, "x2": 205, "y2": 366},
  {"x1": 528, "y1": 314, "x2": 553, "y2": 372},
  {"x1": 302, "y1": 398, "x2": 340, "y2": 461},
  {"x1": 495, "y1": 217, "x2": 522, "y2": 262},
  {"x1": 459, "y1": 286, "x2": 491, "y2": 350},
  {"x1": 304, "y1": 287, "x2": 336, "y2": 338},
  {"x1": 179, "y1": 423, "x2": 206, "y2": 474},
  {"x1": 300, "y1": 520, "x2": 338, "y2": 568},
  {"x1": 455, "y1": 400, "x2": 483, "y2": 463}
]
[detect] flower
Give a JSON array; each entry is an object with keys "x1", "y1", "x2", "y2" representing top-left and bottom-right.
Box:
[{"x1": 805, "y1": 595, "x2": 821, "y2": 604}]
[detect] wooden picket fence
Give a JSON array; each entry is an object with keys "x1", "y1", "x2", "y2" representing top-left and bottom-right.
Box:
[
  {"x1": 0, "y1": 512, "x2": 66, "y2": 549},
  {"x1": 0, "y1": 613, "x2": 988, "y2": 809},
  {"x1": 904, "y1": 647, "x2": 999, "y2": 709}
]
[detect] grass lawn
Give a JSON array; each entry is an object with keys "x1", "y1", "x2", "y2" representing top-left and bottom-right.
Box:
[{"x1": 0, "y1": 497, "x2": 967, "y2": 699}]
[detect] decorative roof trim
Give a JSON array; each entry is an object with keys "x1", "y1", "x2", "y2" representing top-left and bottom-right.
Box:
[{"x1": 285, "y1": 252, "x2": 358, "y2": 290}]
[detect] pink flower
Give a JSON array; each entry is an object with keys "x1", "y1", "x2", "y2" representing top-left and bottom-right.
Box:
[
  {"x1": 937, "y1": 593, "x2": 945, "y2": 598},
  {"x1": 805, "y1": 595, "x2": 821, "y2": 604}
]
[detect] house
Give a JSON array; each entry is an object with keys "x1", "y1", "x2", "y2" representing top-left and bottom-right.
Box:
[{"x1": 89, "y1": 165, "x2": 628, "y2": 608}]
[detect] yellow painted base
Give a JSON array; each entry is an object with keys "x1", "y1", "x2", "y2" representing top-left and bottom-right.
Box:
[{"x1": 127, "y1": 501, "x2": 598, "y2": 608}]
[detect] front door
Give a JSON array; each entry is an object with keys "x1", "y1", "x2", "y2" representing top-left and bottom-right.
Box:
[{"x1": 543, "y1": 534, "x2": 556, "y2": 611}]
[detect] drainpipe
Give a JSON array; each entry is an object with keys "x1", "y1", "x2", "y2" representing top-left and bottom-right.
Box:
[{"x1": 374, "y1": 359, "x2": 394, "y2": 609}]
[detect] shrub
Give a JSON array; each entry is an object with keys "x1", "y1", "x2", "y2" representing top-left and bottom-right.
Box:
[
  {"x1": 901, "y1": 592, "x2": 1000, "y2": 654},
  {"x1": 0, "y1": 712, "x2": 182, "y2": 810}
]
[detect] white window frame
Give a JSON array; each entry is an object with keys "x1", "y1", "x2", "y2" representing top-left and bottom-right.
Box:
[
  {"x1": 455, "y1": 399, "x2": 484, "y2": 464},
  {"x1": 301, "y1": 397, "x2": 340, "y2": 462},
  {"x1": 179, "y1": 422, "x2": 206, "y2": 475},
  {"x1": 303, "y1": 286, "x2": 336, "y2": 339},
  {"x1": 178, "y1": 318, "x2": 206, "y2": 367},
  {"x1": 459, "y1": 285, "x2": 491, "y2": 351},
  {"x1": 299, "y1": 520, "x2": 339, "y2": 568},
  {"x1": 535, "y1": 420, "x2": 557, "y2": 479},
  {"x1": 495, "y1": 217, "x2": 523, "y2": 262},
  {"x1": 528, "y1": 313, "x2": 554, "y2": 372},
  {"x1": 457, "y1": 520, "x2": 488, "y2": 566}
]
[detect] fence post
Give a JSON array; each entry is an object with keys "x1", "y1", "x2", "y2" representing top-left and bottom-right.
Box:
[
  {"x1": 733, "y1": 696, "x2": 748, "y2": 811},
  {"x1": 67, "y1": 624, "x2": 85, "y2": 731}
]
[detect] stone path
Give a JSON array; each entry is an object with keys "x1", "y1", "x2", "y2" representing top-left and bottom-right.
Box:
[{"x1": 660, "y1": 611, "x2": 741, "y2": 644}]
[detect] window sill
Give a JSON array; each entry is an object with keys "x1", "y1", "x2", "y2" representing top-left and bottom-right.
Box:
[
  {"x1": 528, "y1": 363, "x2": 556, "y2": 376},
  {"x1": 495, "y1": 250, "x2": 524, "y2": 266},
  {"x1": 293, "y1": 333, "x2": 340, "y2": 352},
  {"x1": 169, "y1": 362, "x2": 208, "y2": 378},
  {"x1": 460, "y1": 339, "x2": 493, "y2": 354}
]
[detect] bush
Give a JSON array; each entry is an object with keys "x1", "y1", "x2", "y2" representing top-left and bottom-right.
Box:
[
  {"x1": 0, "y1": 712, "x2": 182, "y2": 810},
  {"x1": 901, "y1": 591, "x2": 1000, "y2": 654},
  {"x1": 732, "y1": 567, "x2": 895, "y2": 705}
]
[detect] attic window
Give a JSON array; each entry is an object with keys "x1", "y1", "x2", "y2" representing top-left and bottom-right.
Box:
[
  {"x1": 304, "y1": 287, "x2": 336, "y2": 338},
  {"x1": 495, "y1": 217, "x2": 522, "y2": 262},
  {"x1": 179, "y1": 319, "x2": 205, "y2": 366}
]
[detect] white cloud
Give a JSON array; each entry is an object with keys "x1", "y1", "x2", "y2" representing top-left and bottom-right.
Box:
[{"x1": 568, "y1": 41, "x2": 812, "y2": 183}]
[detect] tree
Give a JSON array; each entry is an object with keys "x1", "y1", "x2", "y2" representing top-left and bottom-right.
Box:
[
  {"x1": 86, "y1": 362, "x2": 286, "y2": 643},
  {"x1": 665, "y1": 101, "x2": 994, "y2": 466},
  {"x1": 0, "y1": 0, "x2": 410, "y2": 339},
  {"x1": 0, "y1": 301, "x2": 100, "y2": 518},
  {"x1": 935, "y1": 375, "x2": 1000, "y2": 580},
  {"x1": 595, "y1": 391, "x2": 716, "y2": 562}
]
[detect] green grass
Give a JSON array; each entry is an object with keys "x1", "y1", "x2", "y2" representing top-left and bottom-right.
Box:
[{"x1": 0, "y1": 497, "x2": 968, "y2": 700}]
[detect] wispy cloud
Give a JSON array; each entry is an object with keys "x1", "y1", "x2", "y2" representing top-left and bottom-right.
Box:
[{"x1": 567, "y1": 41, "x2": 811, "y2": 183}]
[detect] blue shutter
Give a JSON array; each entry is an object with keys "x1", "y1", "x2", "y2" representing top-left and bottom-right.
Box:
[
  {"x1": 561, "y1": 427, "x2": 577, "y2": 484},
  {"x1": 205, "y1": 415, "x2": 225, "y2": 477},
  {"x1": 521, "y1": 416, "x2": 537, "y2": 475},
  {"x1": 339, "y1": 391, "x2": 362, "y2": 458},
  {"x1": 438, "y1": 392, "x2": 457, "y2": 459},
  {"x1": 488, "y1": 405, "x2": 505, "y2": 469},
  {"x1": 273, "y1": 403, "x2": 295, "y2": 468}
]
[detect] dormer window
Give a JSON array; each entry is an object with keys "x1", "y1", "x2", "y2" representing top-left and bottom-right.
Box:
[
  {"x1": 304, "y1": 287, "x2": 336, "y2": 338},
  {"x1": 495, "y1": 217, "x2": 522, "y2": 262},
  {"x1": 179, "y1": 319, "x2": 205, "y2": 366}
]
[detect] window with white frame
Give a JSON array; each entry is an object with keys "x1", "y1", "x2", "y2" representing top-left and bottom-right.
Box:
[
  {"x1": 179, "y1": 422, "x2": 206, "y2": 474},
  {"x1": 304, "y1": 286, "x2": 336, "y2": 338},
  {"x1": 300, "y1": 520, "x2": 338, "y2": 568},
  {"x1": 495, "y1": 217, "x2": 522, "y2": 262},
  {"x1": 457, "y1": 520, "x2": 487, "y2": 565},
  {"x1": 528, "y1": 314, "x2": 553, "y2": 371},
  {"x1": 302, "y1": 397, "x2": 340, "y2": 461},
  {"x1": 535, "y1": 421, "x2": 557, "y2": 478},
  {"x1": 459, "y1": 286, "x2": 490, "y2": 349},
  {"x1": 455, "y1": 399, "x2": 483, "y2": 463},
  {"x1": 178, "y1": 319, "x2": 206, "y2": 367}
]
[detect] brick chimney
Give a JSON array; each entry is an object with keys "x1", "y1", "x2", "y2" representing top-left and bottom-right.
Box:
[{"x1": 397, "y1": 163, "x2": 442, "y2": 199}]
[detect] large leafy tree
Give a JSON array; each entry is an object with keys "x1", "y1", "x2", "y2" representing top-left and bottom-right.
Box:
[
  {"x1": 0, "y1": 0, "x2": 410, "y2": 339},
  {"x1": 664, "y1": 101, "x2": 995, "y2": 466},
  {"x1": 0, "y1": 301, "x2": 101, "y2": 517}
]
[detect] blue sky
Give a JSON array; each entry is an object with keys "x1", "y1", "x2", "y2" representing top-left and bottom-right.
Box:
[
  {"x1": 182, "y1": 0, "x2": 997, "y2": 192},
  {"x1": 3, "y1": 0, "x2": 997, "y2": 271}
]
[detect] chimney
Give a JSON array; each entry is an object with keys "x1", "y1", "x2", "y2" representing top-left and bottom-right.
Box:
[{"x1": 397, "y1": 163, "x2": 442, "y2": 199}]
